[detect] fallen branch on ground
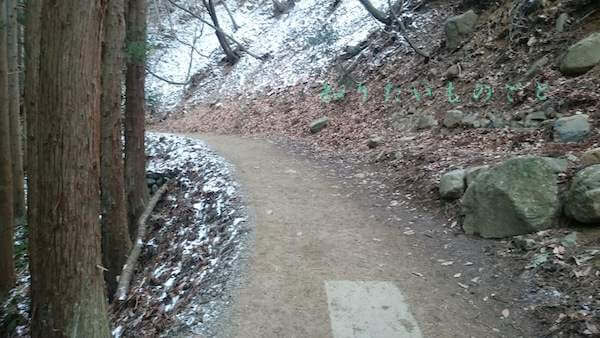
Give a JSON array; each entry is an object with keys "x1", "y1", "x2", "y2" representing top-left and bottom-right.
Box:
[{"x1": 115, "y1": 182, "x2": 170, "y2": 301}]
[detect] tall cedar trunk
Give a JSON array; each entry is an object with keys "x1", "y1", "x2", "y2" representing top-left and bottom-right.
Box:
[
  {"x1": 0, "y1": 0, "x2": 16, "y2": 298},
  {"x1": 28, "y1": 0, "x2": 111, "y2": 336},
  {"x1": 125, "y1": 0, "x2": 149, "y2": 239},
  {"x1": 24, "y1": 0, "x2": 41, "y2": 300},
  {"x1": 204, "y1": 0, "x2": 239, "y2": 63},
  {"x1": 7, "y1": 0, "x2": 25, "y2": 219},
  {"x1": 101, "y1": 0, "x2": 132, "y2": 300}
]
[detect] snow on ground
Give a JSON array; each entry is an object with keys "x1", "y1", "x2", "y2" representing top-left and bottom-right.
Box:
[
  {"x1": 147, "y1": 0, "x2": 415, "y2": 109},
  {"x1": 111, "y1": 133, "x2": 250, "y2": 337},
  {"x1": 1, "y1": 133, "x2": 250, "y2": 337}
]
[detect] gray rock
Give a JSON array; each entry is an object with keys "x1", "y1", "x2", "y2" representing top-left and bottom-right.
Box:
[
  {"x1": 391, "y1": 111, "x2": 417, "y2": 131},
  {"x1": 556, "y1": 13, "x2": 569, "y2": 33},
  {"x1": 553, "y1": 114, "x2": 590, "y2": 142},
  {"x1": 416, "y1": 115, "x2": 438, "y2": 130},
  {"x1": 541, "y1": 157, "x2": 568, "y2": 173},
  {"x1": 367, "y1": 136, "x2": 384, "y2": 149},
  {"x1": 486, "y1": 112, "x2": 506, "y2": 128},
  {"x1": 445, "y1": 10, "x2": 479, "y2": 50},
  {"x1": 445, "y1": 64, "x2": 460, "y2": 80},
  {"x1": 462, "y1": 156, "x2": 560, "y2": 238},
  {"x1": 440, "y1": 169, "x2": 466, "y2": 200},
  {"x1": 462, "y1": 113, "x2": 491, "y2": 129},
  {"x1": 465, "y1": 165, "x2": 489, "y2": 186},
  {"x1": 565, "y1": 165, "x2": 600, "y2": 223},
  {"x1": 560, "y1": 32, "x2": 600, "y2": 76},
  {"x1": 582, "y1": 148, "x2": 600, "y2": 167},
  {"x1": 443, "y1": 110, "x2": 464, "y2": 128},
  {"x1": 309, "y1": 117, "x2": 329, "y2": 133}
]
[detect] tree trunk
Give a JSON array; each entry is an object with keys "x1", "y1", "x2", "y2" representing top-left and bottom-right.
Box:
[
  {"x1": 203, "y1": 0, "x2": 239, "y2": 63},
  {"x1": 0, "y1": 0, "x2": 16, "y2": 299},
  {"x1": 24, "y1": 0, "x2": 41, "y2": 284},
  {"x1": 358, "y1": 0, "x2": 391, "y2": 25},
  {"x1": 28, "y1": 0, "x2": 111, "y2": 336},
  {"x1": 7, "y1": 0, "x2": 25, "y2": 219},
  {"x1": 101, "y1": 0, "x2": 133, "y2": 301},
  {"x1": 125, "y1": 0, "x2": 150, "y2": 240},
  {"x1": 221, "y1": 0, "x2": 240, "y2": 31}
]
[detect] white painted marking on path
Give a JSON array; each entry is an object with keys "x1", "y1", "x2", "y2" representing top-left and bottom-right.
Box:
[{"x1": 325, "y1": 281, "x2": 423, "y2": 338}]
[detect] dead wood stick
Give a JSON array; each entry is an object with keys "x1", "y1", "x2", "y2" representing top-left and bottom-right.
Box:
[{"x1": 115, "y1": 182, "x2": 170, "y2": 301}]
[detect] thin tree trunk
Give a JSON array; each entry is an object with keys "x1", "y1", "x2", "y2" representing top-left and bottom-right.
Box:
[
  {"x1": 222, "y1": 0, "x2": 239, "y2": 30},
  {"x1": 166, "y1": 0, "x2": 264, "y2": 60},
  {"x1": 0, "y1": 0, "x2": 16, "y2": 299},
  {"x1": 7, "y1": 0, "x2": 25, "y2": 219},
  {"x1": 101, "y1": 0, "x2": 133, "y2": 301},
  {"x1": 358, "y1": 0, "x2": 391, "y2": 25},
  {"x1": 125, "y1": 0, "x2": 150, "y2": 240},
  {"x1": 28, "y1": 0, "x2": 110, "y2": 336},
  {"x1": 203, "y1": 0, "x2": 239, "y2": 63}
]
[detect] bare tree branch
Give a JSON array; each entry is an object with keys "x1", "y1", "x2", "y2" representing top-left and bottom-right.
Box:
[
  {"x1": 357, "y1": 0, "x2": 391, "y2": 25},
  {"x1": 146, "y1": 67, "x2": 191, "y2": 85},
  {"x1": 221, "y1": 0, "x2": 240, "y2": 31},
  {"x1": 166, "y1": 0, "x2": 266, "y2": 61}
]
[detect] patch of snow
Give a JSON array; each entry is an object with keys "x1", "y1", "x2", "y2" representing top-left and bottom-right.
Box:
[{"x1": 146, "y1": 0, "x2": 431, "y2": 109}]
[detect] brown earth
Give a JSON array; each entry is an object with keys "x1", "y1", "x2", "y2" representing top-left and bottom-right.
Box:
[{"x1": 191, "y1": 133, "x2": 538, "y2": 337}]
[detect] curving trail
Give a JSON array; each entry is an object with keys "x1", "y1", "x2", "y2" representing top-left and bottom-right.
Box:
[{"x1": 188, "y1": 134, "x2": 527, "y2": 338}]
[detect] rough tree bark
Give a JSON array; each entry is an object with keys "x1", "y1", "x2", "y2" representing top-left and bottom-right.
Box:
[
  {"x1": 28, "y1": 0, "x2": 111, "y2": 336},
  {"x1": 24, "y1": 0, "x2": 41, "y2": 283},
  {"x1": 203, "y1": 0, "x2": 240, "y2": 63},
  {"x1": 0, "y1": 0, "x2": 16, "y2": 299},
  {"x1": 125, "y1": 0, "x2": 150, "y2": 240},
  {"x1": 7, "y1": 0, "x2": 25, "y2": 219},
  {"x1": 101, "y1": 0, "x2": 133, "y2": 301}
]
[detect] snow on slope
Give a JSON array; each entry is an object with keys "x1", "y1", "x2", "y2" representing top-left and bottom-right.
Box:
[{"x1": 147, "y1": 0, "x2": 394, "y2": 110}]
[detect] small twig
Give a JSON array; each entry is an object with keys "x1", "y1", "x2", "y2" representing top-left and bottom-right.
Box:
[{"x1": 115, "y1": 183, "x2": 170, "y2": 301}]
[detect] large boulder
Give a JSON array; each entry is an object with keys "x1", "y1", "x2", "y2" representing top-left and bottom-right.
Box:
[
  {"x1": 465, "y1": 165, "x2": 489, "y2": 186},
  {"x1": 565, "y1": 165, "x2": 600, "y2": 224},
  {"x1": 445, "y1": 10, "x2": 479, "y2": 50},
  {"x1": 440, "y1": 169, "x2": 466, "y2": 200},
  {"x1": 309, "y1": 117, "x2": 329, "y2": 133},
  {"x1": 553, "y1": 114, "x2": 590, "y2": 142},
  {"x1": 560, "y1": 33, "x2": 600, "y2": 76},
  {"x1": 462, "y1": 157, "x2": 560, "y2": 238}
]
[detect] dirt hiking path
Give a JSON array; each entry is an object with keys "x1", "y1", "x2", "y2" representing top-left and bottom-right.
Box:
[{"x1": 189, "y1": 134, "x2": 529, "y2": 338}]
